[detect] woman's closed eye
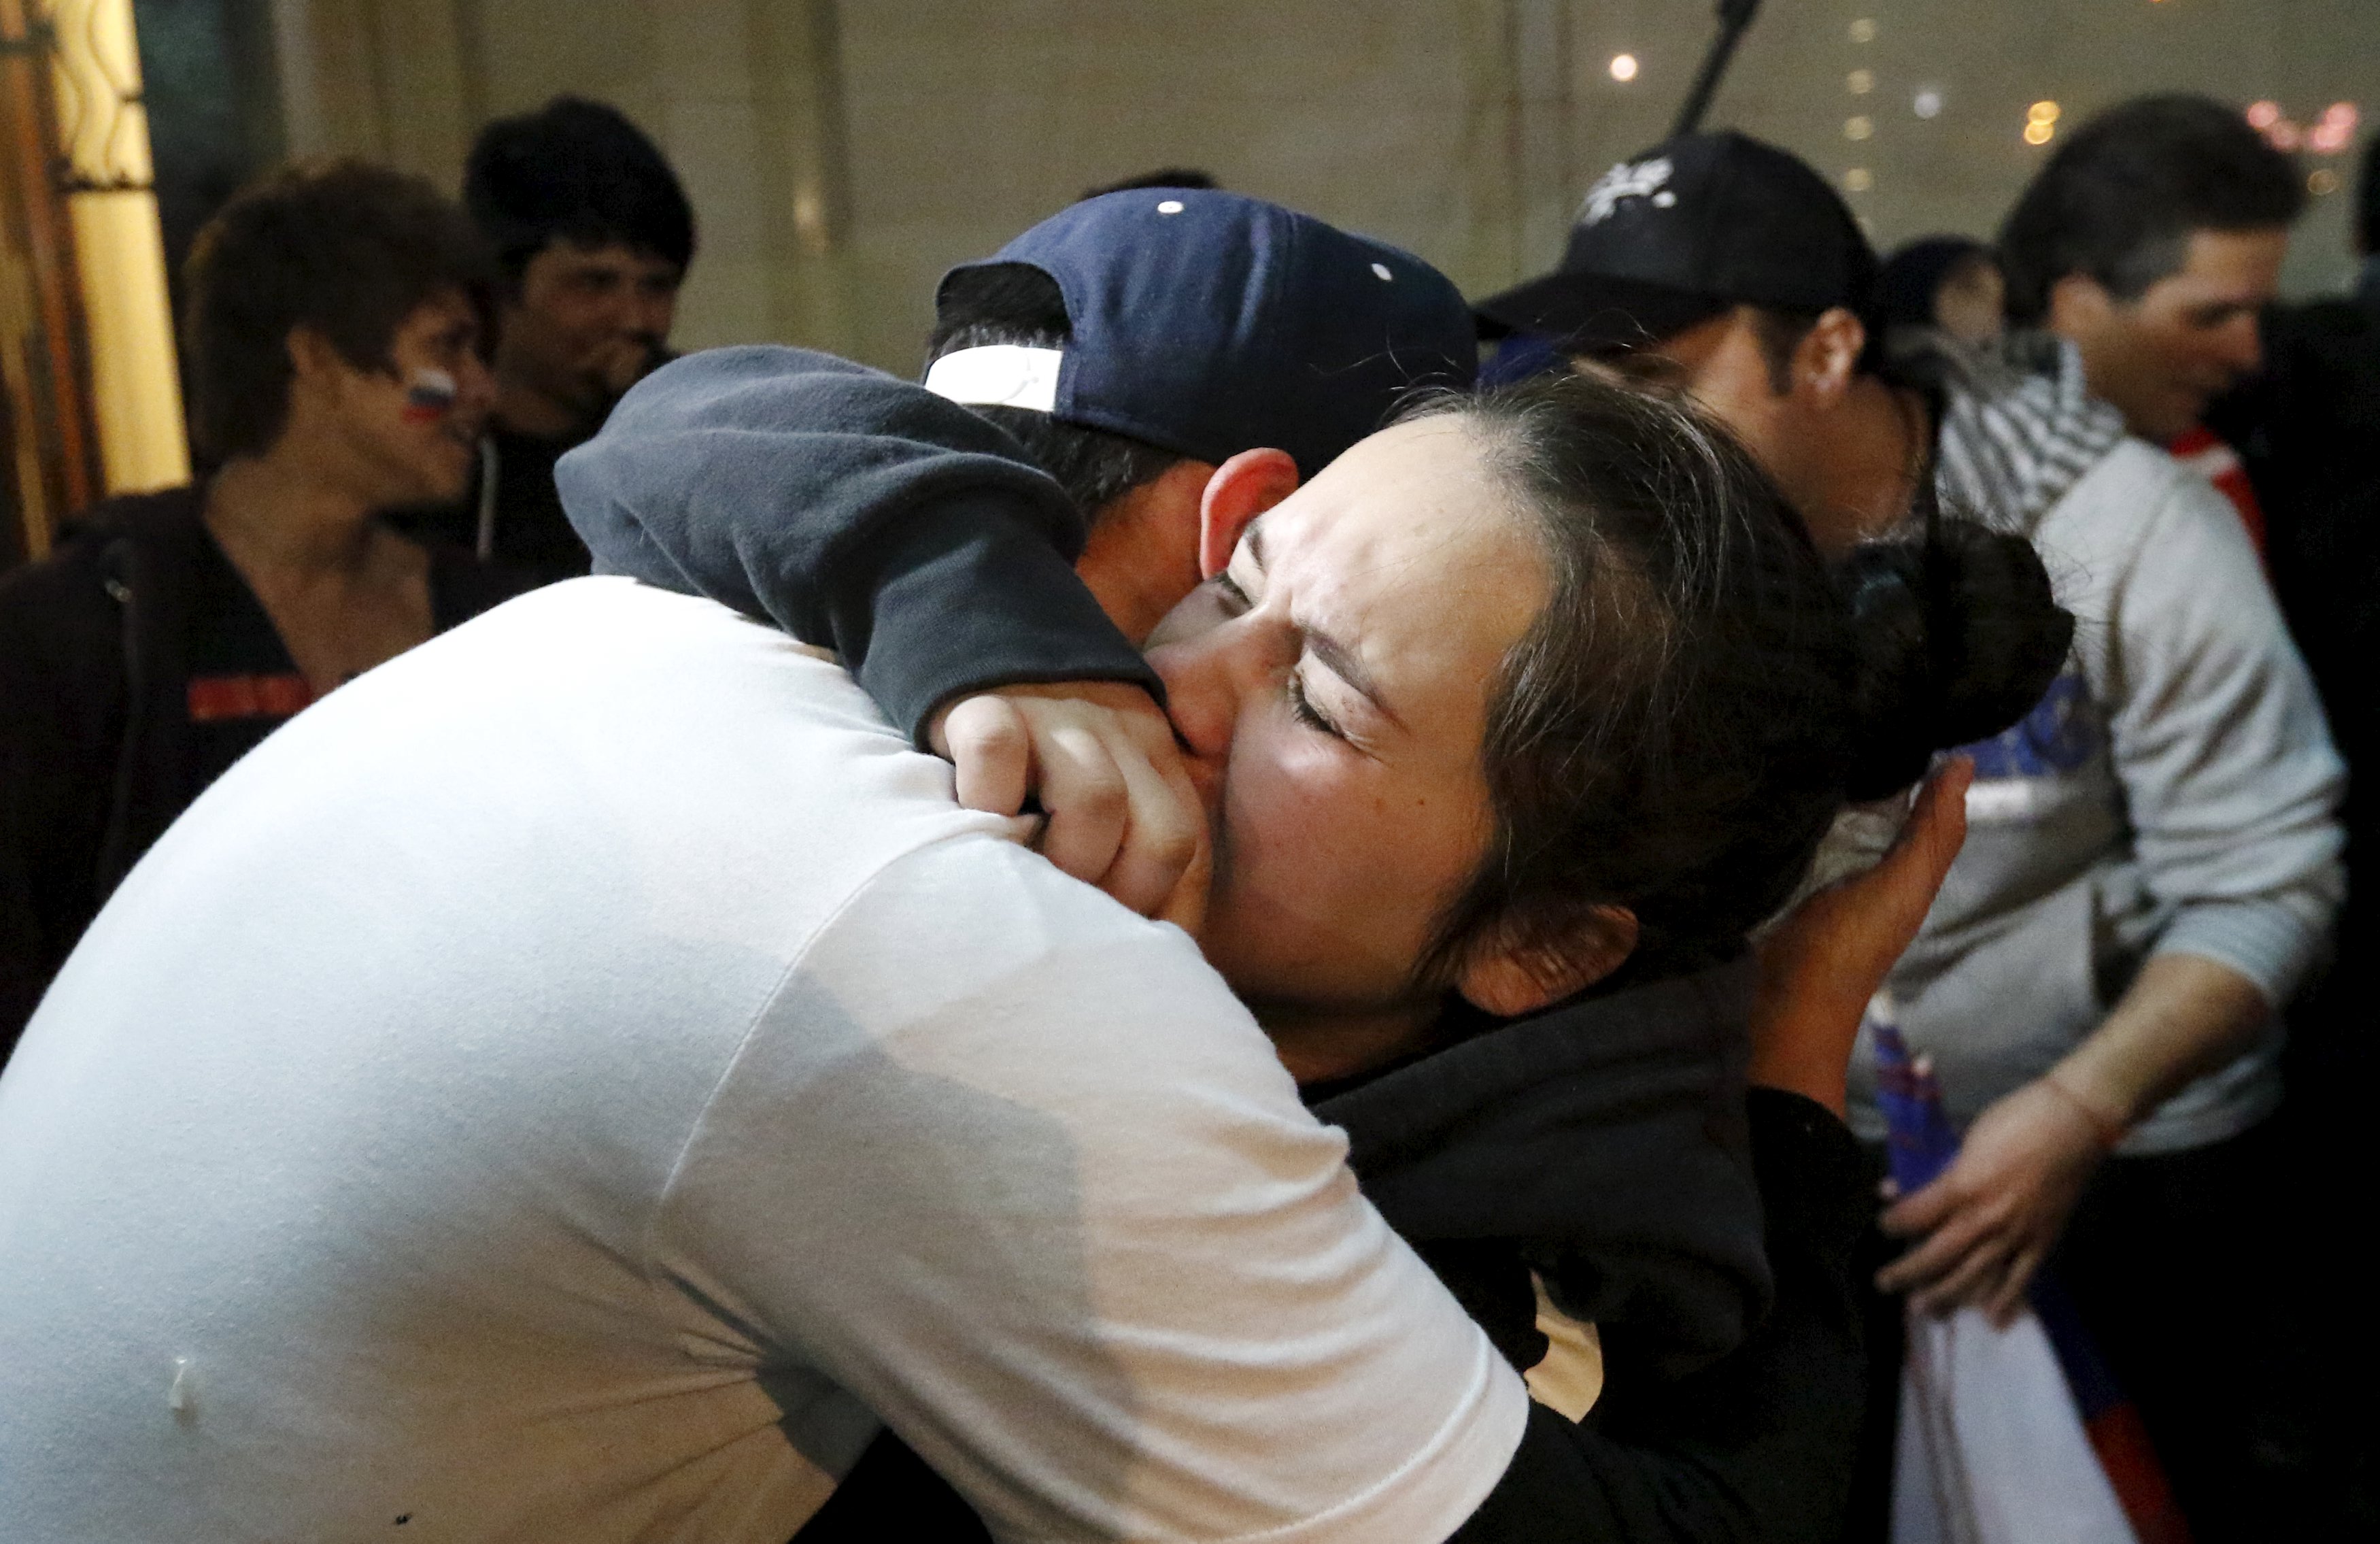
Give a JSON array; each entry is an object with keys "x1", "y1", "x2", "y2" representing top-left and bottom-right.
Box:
[
  {"x1": 1212, "y1": 570, "x2": 1253, "y2": 612},
  {"x1": 1287, "y1": 669, "x2": 1344, "y2": 739}
]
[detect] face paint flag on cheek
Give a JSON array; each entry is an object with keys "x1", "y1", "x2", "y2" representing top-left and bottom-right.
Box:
[{"x1": 403, "y1": 367, "x2": 459, "y2": 422}]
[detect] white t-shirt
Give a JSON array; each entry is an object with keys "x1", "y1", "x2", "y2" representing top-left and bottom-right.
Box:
[{"x1": 0, "y1": 578, "x2": 1525, "y2": 1542}]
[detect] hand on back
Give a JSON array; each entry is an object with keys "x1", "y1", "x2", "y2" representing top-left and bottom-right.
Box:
[{"x1": 930, "y1": 683, "x2": 1210, "y2": 933}]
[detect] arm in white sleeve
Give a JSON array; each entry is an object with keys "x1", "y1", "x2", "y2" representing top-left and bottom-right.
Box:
[{"x1": 2093, "y1": 467, "x2": 2345, "y2": 1005}]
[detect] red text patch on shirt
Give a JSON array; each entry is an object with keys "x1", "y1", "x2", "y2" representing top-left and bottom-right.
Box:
[{"x1": 187, "y1": 673, "x2": 315, "y2": 723}]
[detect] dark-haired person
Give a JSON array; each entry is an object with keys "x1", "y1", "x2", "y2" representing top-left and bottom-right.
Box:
[
  {"x1": 593, "y1": 192, "x2": 2063, "y2": 1542},
  {"x1": 2203, "y1": 134, "x2": 2380, "y2": 1517},
  {"x1": 2207, "y1": 132, "x2": 2380, "y2": 1047},
  {"x1": 403, "y1": 97, "x2": 694, "y2": 580},
  {"x1": 1477, "y1": 129, "x2": 2344, "y2": 1541},
  {"x1": 0, "y1": 161, "x2": 536, "y2": 1059},
  {"x1": 2000, "y1": 93, "x2": 2306, "y2": 552},
  {"x1": 1874, "y1": 235, "x2": 2003, "y2": 347}
]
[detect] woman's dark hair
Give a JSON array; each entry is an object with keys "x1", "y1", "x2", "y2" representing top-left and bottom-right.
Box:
[
  {"x1": 1411, "y1": 373, "x2": 2071, "y2": 989},
  {"x1": 925, "y1": 263, "x2": 1184, "y2": 519},
  {"x1": 1999, "y1": 94, "x2": 2303, "y2": 326},
  {"x1": 464, "y1": 97, "x2": 696, "y2": 286},
  {"x1": 181, "y1": 160, "x2": 495, "y2": 467}
]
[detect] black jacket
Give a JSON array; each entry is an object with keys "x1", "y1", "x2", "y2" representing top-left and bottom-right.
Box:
[
  {"x1": 2209, "y1": 287, "x2": 2380, "y2": 1097},
  {"x1": 0, "y1": 486, "x2": 531, "y2": 1055},
  {"x1": 563, "y1": 346, "x2": 1874, "y2": 1542}
]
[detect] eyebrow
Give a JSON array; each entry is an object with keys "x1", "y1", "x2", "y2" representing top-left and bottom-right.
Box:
[
  {"x1": 1238, "y1": 518, "x2": 1401, "y2": 728},
  {"x1": 1305, "y1": 626, "x2": 1401, "y2": 730}
]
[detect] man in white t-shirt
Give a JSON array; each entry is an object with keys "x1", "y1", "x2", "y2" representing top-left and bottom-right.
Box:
[{"x1": 0, "y1": 564, "x2": 1520, "y2": 1539}]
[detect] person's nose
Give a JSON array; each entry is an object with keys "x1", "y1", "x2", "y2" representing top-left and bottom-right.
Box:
[{"x1": 1146, "y1": 620, "x2": 1270, "y2": 813}]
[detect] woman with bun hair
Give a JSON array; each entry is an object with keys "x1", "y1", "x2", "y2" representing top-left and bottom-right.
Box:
[{"x1": 554, "y1": 354, "x2": 2072, "y2": 1541}]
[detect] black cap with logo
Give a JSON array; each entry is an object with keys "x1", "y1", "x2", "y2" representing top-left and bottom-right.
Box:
[{"x1": 1474, "y1": 131, "x2": 1880, "y2": 353}]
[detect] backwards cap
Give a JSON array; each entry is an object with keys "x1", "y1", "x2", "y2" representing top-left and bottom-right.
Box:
[{"x1": 929, "y1": 189, "x2": 1476, "y2": 480}]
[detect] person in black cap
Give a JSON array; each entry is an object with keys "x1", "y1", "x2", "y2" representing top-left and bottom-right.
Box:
[
  {"x1": 1484, "y1": 131, "x2": 2345, "y2": 1542},
  {"x1": 401, "y1": 97, "x2": 695, "y2": 582},
  {"x1": 1477, "y1": 132, "x2": 1924, "y2": 556}
]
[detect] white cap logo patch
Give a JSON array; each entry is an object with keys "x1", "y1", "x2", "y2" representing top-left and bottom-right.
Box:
[{"x1": 1578, "y1": 156, "x2": 1676, "y2": 226}]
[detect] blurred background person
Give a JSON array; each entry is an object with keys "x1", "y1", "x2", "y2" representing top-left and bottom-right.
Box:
[
  {"x1": 1874, "y1": 235, "x2": 2005, "y2": 346},
  {"x1": 401, "y1": 97, "x2": 694, "y2": 582},
  {"x1": 0, "y1": 162, "x2": 534, "y2": 1060},
  {"x1": 1476, "y1": 126, "x2": 2346, "y2": 1543},
  {"x1": 2210, "y1": 133, "x2": 2380, "y2": 1027},
  {"x1": 1999, "y1": 93, "x2": 2305, "y2": 551},
  {"x1": 2205, "y1": 132, "x2": 2380, "y2": 1522}
]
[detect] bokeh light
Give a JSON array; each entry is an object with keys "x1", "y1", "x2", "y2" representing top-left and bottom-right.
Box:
[{"x1": 1610, "y1": 53, "x2": 1639, "y2": 83}]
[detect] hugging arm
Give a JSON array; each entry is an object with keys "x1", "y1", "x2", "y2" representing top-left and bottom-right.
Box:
[
  {"x1": 559, "y1": 346, "x2": 1206, "y2": 913},
  {"x1": 556, "y1": 345, "x2": 1160, "y2": 745}
]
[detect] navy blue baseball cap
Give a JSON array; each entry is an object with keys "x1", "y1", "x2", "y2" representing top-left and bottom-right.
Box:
[
  {"x1": 928, "y1": 189, "x2": 1476, "y2": 480},
  {"x1": 1475, "y1": 131, "x2": 1879, "y2": 354}
]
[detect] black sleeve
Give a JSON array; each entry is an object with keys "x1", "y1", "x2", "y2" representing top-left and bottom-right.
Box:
[
  {"x1": 0, "y1": 552, "x2": 127, "y2": 1060},
  {"x1": 1448, "y1": 1089, "x2": 1874, "y2": 1543},
  {"x1": 554, "y1": 345, "x2": 1160, "y2": 745},
  {"x1": 793, "y1": 1091, "x2": 1874, "y2": 1544}
]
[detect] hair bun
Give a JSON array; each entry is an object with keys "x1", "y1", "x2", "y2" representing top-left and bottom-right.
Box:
[{"x1": 1837, "y1": 519, "x2": 2075, "y2": 800}]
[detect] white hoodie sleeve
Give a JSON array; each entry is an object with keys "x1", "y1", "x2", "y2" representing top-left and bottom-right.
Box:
[{"x1": 2075, "y1": 444, "x2": 2345, "y2": 1004}]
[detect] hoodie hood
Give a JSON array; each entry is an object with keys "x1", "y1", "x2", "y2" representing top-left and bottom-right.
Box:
[
  {"x1": 555, "y1": 346, "x2": 1159, "y2": 742},
  {"x1": 1314, "y1": 956, "x2": 1769, "y2": 1379}
]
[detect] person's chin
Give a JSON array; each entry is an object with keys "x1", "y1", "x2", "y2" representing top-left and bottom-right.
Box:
[{"x1": 414, "y1": 453, "x2": 473, "y2": 508}]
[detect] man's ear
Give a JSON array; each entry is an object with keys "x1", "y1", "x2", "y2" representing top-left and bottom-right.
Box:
[
  {"x1": 285, "y1": 324, "x2": 347, "y2": 388},
  {"x1": 1455, "y1": 904, "x2": 1639, "y2": 1018},
  {"x1": 1198, "y1": 448, "x2": 1299, "y2": 578},
  {"x1": 1795, "y1": 307, "x2": 1867, "y2": 407}
]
